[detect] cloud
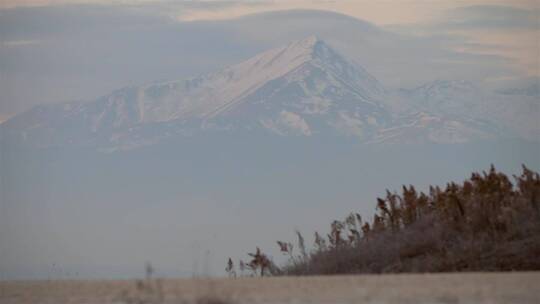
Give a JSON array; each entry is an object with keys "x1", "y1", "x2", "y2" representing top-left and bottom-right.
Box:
[
  {"x1": 444, "y1": 6, "x2": 539, "y2": 77},
  {"x1": 173, "y1": 1, "x2": 270, "y2": 22},
  {"x1": 385, "y1": 4, "x2": 539, "y2": 79},
  {"x1": 0, "y1": 0, "x2": 152, "y2": 9},
  {"x1": 441, "y1": 5, "x2": 539, "y2": 30},
  {"x1": 3, "y1": 1, "x2": 538, "y2": 29}
]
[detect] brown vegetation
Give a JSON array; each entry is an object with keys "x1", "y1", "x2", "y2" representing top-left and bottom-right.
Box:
[{"x1": 232, "y1": 165, "x2": 540, "y2": 275}]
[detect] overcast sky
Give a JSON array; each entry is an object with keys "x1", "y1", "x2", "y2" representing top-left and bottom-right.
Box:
[{"x1": 0, "y1": 0, "x2": 538, "y2": 122}]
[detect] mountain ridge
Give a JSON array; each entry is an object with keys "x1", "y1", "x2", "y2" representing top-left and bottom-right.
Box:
[{"x1": 1, "y1": 36, "x2": 538, "y2": 150}]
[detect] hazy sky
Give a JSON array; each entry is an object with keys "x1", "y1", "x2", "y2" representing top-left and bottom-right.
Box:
[
  {"x1": 1, "y1": 0, "x2": 537, "y2": 24},
  {"x1": 1, "y1": 1, "x2": 539, "y2": 280},
  {"x1": 0, "y1": 0, "x2": 538, "y2": 122}
]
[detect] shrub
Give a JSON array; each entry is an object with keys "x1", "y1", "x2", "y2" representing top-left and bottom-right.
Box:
[{"x1": 237, "y1": 165, "x2": 540, "y2": 275}]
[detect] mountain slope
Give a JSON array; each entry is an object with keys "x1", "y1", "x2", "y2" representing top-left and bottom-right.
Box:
[
  {"x1": 1, "y1": 37, "x2": 537, "y2": 150},
  {"x1": 369, "y1": 80, "x2": 503, "y2": 144},
  {"x1": 1, "y1": 36, "x2": 393, "y2": 149},
  {"x1": 398, "y1": 80, "x2": 539, "y2": 142}
]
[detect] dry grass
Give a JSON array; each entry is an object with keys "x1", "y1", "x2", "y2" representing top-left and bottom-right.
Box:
[
  {"x1": 1, "y1": 273, "x2": 539, "y2": 304},
  {"x1": 234, "y1": 165, "x2": 540, "y2": 275},
  {"x1": 115, "y1": 264, "x2": 234, "y2": 304}
]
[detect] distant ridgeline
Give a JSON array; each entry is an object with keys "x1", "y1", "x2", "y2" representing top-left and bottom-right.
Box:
[
  {"x1": 230, "y1": 165, "x2": 540, "y2": 276},
  {"x1": 2, "y1": 36, "x2": 538, "y2": 152}
]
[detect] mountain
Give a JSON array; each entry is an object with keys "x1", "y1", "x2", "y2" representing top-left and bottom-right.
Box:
[
  {"x1": 497, "y1": 82, "x2": 540, "y2": 97},
  {"x1": 396, "y1": 80, "x2": 539, "y2": 142},
  {"x1": 370, "y1": 80, "x2": 502, "y2": 144},
  {"x1": 1, "y1": 36, "x2": 390, "y2": 149},
  {"x1": 1, "y1": 36, "x2": 538, "y2": 150}
]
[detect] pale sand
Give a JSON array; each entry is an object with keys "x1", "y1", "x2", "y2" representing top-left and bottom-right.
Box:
[{"x1": 1, "y1": 272, "x2": 539, "y2": 304}]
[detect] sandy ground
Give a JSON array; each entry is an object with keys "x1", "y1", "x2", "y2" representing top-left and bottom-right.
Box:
[{"x1": 0, "y1": 272, "x2": 539, "y2": 304}]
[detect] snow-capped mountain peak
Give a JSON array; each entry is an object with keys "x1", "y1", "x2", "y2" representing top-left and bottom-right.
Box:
[
  {"x1": 2, "y1": 37, "x2": 538, "y2": 150},
  {"x1": 123, "y1": 36, "x2": 383, "y2": 123}
]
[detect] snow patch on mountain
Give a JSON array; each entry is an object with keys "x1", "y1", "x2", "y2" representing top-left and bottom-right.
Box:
[
  {"x1": 261, "y1": 111, "x2": 312, "y2": 136},
  {"x1": 330, "y1": 111, "x2": 365, "y2": 138}
]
